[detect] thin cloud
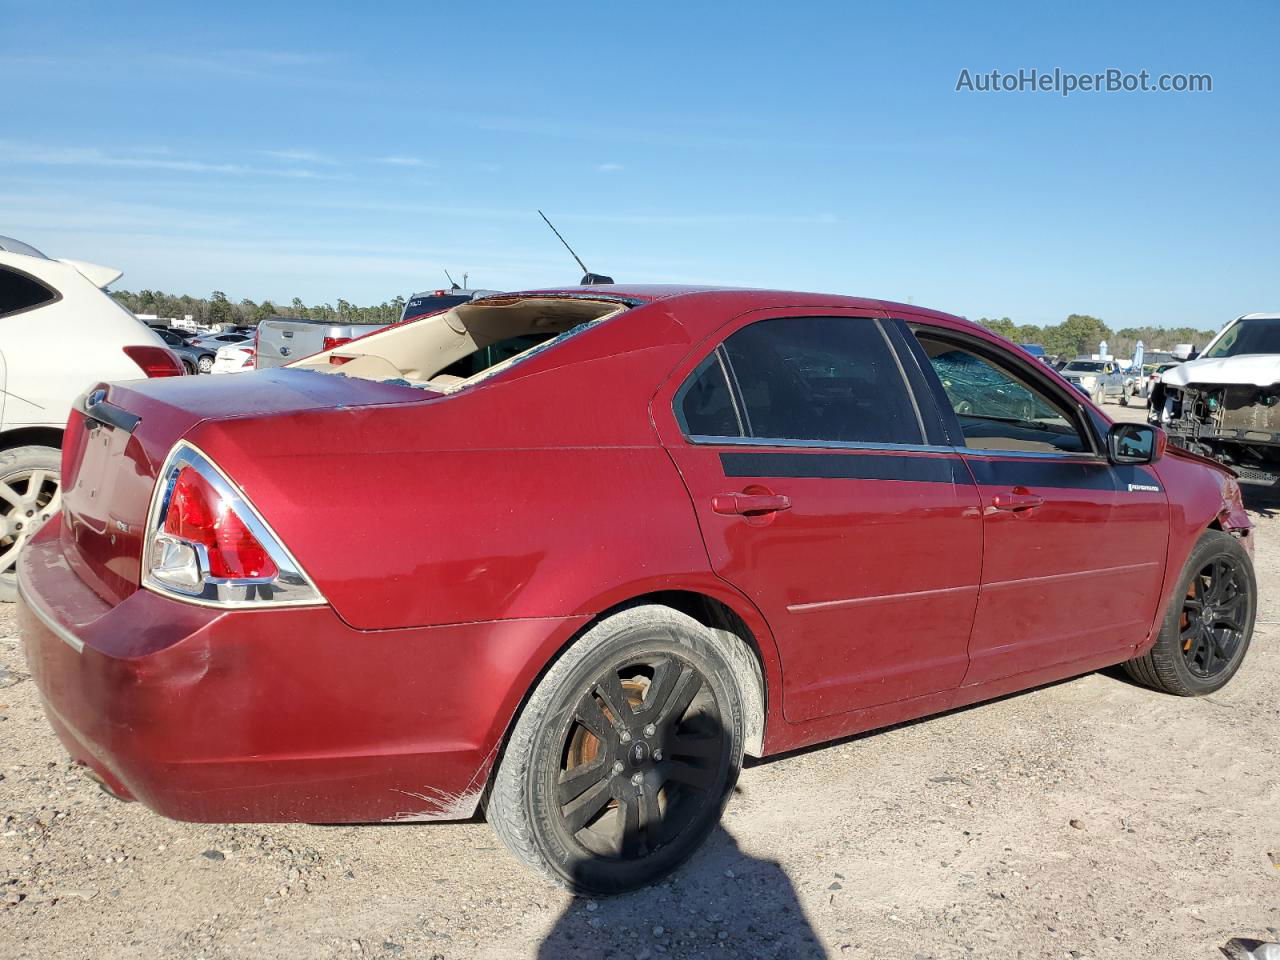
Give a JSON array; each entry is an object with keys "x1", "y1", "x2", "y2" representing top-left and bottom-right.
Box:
[
  {"x1": 375, "y1": 155, "x2": 429, "y2": 167},
  {"x1": 595, "y1": 162, "x2": 624, "y2": 173},
  {"x1": 0, "y1": 140, "x2": 341, "y2": 180},
  {"x1": 263, "y1": 149, "x2": 339, "y2": 165}
]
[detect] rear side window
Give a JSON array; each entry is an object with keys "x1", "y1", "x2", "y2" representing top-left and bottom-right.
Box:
[
  {"x1": 720, "y1": 316, "x2": 923, "y2": 445},
  {"x1": 0, "y1": 267, "x2": 56, "y2": 319},
  {"x1": 677, "y1": 351, "x2": 743, "y2": 437}
]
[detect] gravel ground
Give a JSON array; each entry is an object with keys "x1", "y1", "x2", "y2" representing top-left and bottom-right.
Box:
[{"x1": 2, "y1": 402, "x2": 1277, "y2": 959}]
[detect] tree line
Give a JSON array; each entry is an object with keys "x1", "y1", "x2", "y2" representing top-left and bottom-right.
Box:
[
  {"x1": 110, "y1": 290, "x2": 408, "y2": 327},
  {"x1": 977, "y1": 314, "x2": 1220, "y2": 359},
  {"x1": 111, "y1": 290, "x2": 1222, "y2": 359}
]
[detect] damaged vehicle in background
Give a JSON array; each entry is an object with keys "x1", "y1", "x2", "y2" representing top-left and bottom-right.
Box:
[{"x1": 1150, "y1": 313, "x2": 1280, "y2": 485}]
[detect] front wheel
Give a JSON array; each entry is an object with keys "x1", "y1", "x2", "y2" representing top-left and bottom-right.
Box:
[
  {"x1": 1124, "y1": 530, "x2": 1257, "y2": 695},
  {"x1": 0, "y1": 446, "x2": 62, "y2": 602},
  {"x1": 487, "y1": 605, "x2": 746, "y2": 894}
]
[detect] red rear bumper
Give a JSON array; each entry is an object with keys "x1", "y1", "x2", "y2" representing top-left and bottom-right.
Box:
[{"x1": 18, "y1": 521, "x2": 588, "y2": 823}]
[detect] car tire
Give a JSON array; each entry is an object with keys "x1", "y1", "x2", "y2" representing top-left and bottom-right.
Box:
[
  {"x1": 182, "y1": 359, "x2": 196, "y2": 375},
  {"x1": 1123, "y1": 530, "x2": 1256, "y2": 696},
  {"x1": 0, "y1": 446, "x2": 62, "y2": 603},
  {"x1": 487, "y1": 604, "x2": 747, "y2": 895},
  {"x1": 197, "y1": 355, "x2": 214, "y2": 374},
  {"x1": 1092, "y1": 385, "x2": 1105, "y2": 405}
]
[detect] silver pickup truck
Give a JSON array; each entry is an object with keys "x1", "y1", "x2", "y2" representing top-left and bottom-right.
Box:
[{"x1": 255, "y1": 288, "x2": 497, "y2": 369}]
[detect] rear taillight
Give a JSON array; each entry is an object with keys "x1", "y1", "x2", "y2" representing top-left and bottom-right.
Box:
[
  {"x1": 143, "y1": 443, "x2": 324, "y2": 607},
  {"x1": 124, "y1": 345, "x2": 185, "y2": 378},
  {"x1": 321, "y1": 335, "x2": 353, "y2": 352},
  {"x1": 164, "y1": 467, "x2": 277, "y2": 579}
]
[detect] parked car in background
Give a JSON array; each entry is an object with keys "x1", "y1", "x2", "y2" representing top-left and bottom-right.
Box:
[
  {"x1": 1058, "y1": 359, "x2": 1128, "y2": 404},
  {"x1": 18, "y1": 286, "x2": 1256, "y2": 894},
  {"x1": 1150, "y1": 313, "x2": 1280, "y2": 485},
  {"x1": 211, "y1": 342, "x2": 256, "y2": 374},
  {"x1": 1141, "y1": 361, "x2": 1181, "y2": 398},
  {"x1": 1018, "y1": 343, "x2": 1050, "y2": 364},
  {"x1": 0, "y1": 235, "x2": 183, "y2": 601},
  {"x1": 187, "y1": 333, "x2": 251, "y2": 373},
  {"x1": 152, "y1": 328, "x2": 208, "y2": 375},
  {"x1": 255, "y1": 288, "x2": 498, "y2": 370}
]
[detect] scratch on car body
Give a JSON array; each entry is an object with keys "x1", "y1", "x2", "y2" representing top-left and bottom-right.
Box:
[{"x1": 384, "y1": 785, "x2": 483, "y2": 822}]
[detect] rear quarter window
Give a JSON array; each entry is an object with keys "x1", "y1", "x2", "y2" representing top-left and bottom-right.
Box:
[{"x1": 0, "y1": 267, "x2": 57, "y2": 319}]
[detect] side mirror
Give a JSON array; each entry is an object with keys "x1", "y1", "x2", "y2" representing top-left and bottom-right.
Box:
[{"x1": 1107, "y1": 422, "x2": 1164, "y2": 465}]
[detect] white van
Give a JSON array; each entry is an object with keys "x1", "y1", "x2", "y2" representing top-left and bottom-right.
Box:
[{"x1": 0, "y1": 236, "x2": 182, "y2": 600}]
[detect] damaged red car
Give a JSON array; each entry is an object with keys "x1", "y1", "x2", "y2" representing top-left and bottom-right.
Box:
[{"x1": 19, "y1": 286, "x2": 1257, "y2": 894}]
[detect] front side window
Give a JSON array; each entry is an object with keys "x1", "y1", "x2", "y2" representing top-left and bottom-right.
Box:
[
  {"x1": 0, "y1": 267, "x2": 56, "y2": 319},
  {"x1": 676, "y1": 316, "x2": 924, "y2": 445},
  {"x1": 917, "y1": 336, "x2": 1088, "y2": 454}
]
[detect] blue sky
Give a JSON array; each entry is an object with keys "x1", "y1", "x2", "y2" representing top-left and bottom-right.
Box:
[{"x1": 1, "y1": 0, "x2": 1275, "y2": 327}]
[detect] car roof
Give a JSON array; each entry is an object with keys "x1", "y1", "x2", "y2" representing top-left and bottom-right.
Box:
[
  {"x1": 0, "y1": 236, "x2": 49, "y2": 259},
  {"x1": 477, "y1": 284, "x2": 967, "y2": 339},
  {"x1": 1238, "y1": 313, "x2": 1280, "y2": 321}
]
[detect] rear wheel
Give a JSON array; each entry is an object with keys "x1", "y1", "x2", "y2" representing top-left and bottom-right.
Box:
[
  {"x1": 1092, "y1": 384, "x2": 1105, "y2": 405},
  {"x1": 197, "y1": 355, "x2": 214, "y2": 374},
  {"x1": 1124, "y1": 530, "x2": 1256, "y2": 695},
  {"x1": 0, "y1": 446, "x2": 62, "y2": 602},
  {"x1": 487, "y1": 605, "x2": 746, "y2": 894}
]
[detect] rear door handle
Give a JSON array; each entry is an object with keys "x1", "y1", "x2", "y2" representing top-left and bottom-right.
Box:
[
  {"x1": 990, "y1": 490, "x2": 1045, "y2": 512},
  {"x1": 712, "y1": 493, "x2": 792, "y2": 516}
]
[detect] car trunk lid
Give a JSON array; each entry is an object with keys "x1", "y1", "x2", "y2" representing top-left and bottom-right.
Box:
[{"x1": 59, "y1": 369, "x2": 424, "y2": 606}]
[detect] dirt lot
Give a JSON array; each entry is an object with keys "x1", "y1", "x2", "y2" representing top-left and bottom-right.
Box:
[{"x1": 2, "y1": 402, "x2": 1277, "y2": 960}]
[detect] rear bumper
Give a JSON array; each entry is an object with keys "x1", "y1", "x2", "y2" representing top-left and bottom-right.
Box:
[{"x1": 18, "y1": 522, "x2": 589, "y2": 823}]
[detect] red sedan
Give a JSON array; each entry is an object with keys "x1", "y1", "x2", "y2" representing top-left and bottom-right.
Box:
[{"x1": 18, "y1": 286, "x2": 1257, "y2": 894}]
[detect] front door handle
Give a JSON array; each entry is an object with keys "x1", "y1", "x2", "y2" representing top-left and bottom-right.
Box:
[
  {"x1": 990, "y1": 489, "x2": 1045, "y2": 513},
  {"x1": 712, "y1": 492, "x2": 793, "y2": 516}
]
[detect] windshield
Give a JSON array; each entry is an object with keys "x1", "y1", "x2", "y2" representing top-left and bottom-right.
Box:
[
  {"x1": 1202, "y1": 318, "x2": 1280, "y2": 358},
  {"x1": 1064, "y1": 361, "x2": 1104, "y2": 372}
]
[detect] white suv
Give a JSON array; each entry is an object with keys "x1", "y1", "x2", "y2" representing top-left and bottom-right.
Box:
[{"x1": 0, "y1": 236, "x2": 183, "y2": 600}]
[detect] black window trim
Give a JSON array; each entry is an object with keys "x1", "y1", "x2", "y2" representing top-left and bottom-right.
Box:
[
  {"x1": 677, "y1": 314, "x2": 947, "y2": 453},
  {"x1": 898, "y1": 319, "x2": 1107, "y2": 461},
  {"x1": 0, "y1": 263, "x2": 61, "y2": 321}
]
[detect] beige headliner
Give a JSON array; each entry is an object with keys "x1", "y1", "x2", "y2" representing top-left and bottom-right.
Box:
[{"x1": 290, "y1": 296, "x2": 628, "y2": 390}]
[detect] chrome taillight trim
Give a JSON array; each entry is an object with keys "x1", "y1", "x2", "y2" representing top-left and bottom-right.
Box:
[{"x1": 141, "y1": 441, "x2": 326, "y2": 609}]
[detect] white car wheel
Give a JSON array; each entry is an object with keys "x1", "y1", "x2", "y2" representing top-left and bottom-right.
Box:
[{"x1": 0, "y1": 446, "x2": 62, "y2": 602}]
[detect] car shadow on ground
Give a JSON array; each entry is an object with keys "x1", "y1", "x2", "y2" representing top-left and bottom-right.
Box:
[
  {"x1": 1242, "y1": 487, "x2": 1280, "y2": 519},
  {"x1": 537, "y1": 823, "x2": 827, "y2": 959}
]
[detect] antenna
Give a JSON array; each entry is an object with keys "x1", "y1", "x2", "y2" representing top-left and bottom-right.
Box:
[
  {"x1": 539, "y1": 210, "x2": 612, "y2": 285},
  {"x1": 443, "y1": 269, "x2": 459, "y2": 291}
]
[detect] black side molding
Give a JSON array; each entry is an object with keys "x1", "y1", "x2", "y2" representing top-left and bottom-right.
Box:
[{"x1": 78, "y1": 389, "x2": 140, "y2": 434}]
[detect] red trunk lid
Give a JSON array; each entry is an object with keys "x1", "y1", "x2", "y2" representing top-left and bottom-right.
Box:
[{"x1": 59, "y1": 370, "x2": 424, "y2": 605}]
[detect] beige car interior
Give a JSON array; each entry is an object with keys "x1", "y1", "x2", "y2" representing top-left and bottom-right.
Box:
[{"x1": 291, "y1": 297, "x2": 628, "y2": 391}]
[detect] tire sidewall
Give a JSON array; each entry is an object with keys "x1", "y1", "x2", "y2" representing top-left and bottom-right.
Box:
[{"x1": 522, "y1": 615, "x2": 744, "y2": 894}]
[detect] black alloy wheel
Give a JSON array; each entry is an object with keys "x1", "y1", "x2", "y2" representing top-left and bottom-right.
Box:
[
  {"x1": 1124, "y1": 529, "x2": 1256, "y2": 696},
  {"x1": 554, "y1": 653, "x2": 729, "y2": 862},
  {"x1": 1180, "y1": 556, "x2": 1249, "y2": 679},
  {"x1": 487, "y1": 605, "x2": 746, "y2": 894}
]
